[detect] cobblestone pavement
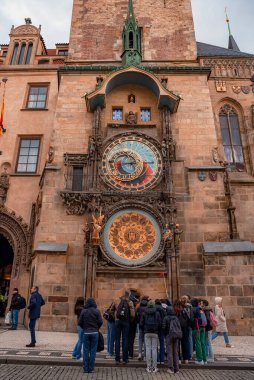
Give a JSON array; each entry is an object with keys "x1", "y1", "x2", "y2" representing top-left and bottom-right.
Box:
[{"x1": 0, "y1": 365, "x2": 254, "y2": 380}]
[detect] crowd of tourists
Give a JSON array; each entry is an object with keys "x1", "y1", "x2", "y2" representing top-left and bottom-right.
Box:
[{"x1": 72, "y1": 291, "x2": 233, "y2": 374}]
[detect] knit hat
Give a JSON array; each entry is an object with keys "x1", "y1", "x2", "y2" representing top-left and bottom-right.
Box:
[
  {"x1": 214, "y1": 297, "x2": 222, "y2": 305},
  {"x1": 147, "y1": 300, "x2": 155, "y2": 307}
]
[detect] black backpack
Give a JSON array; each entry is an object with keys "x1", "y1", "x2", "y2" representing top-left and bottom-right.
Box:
[
  {"x1": 116, "y1": 298, "x2": 130, "y2": 320},
  {"x1": 18, "y1": 297, "x2": 26, "y2": 310},
  {"x1": 169, "y1": 316, "x2": 182, "y2": 339},
  {"x1": 145, "y1": 310, "x2": 158, "y2": 333}
]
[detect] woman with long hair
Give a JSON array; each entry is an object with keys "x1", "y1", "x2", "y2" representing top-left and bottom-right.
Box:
[{"x1": 72, "y1": 296, "x2": 85, "y2": 360}]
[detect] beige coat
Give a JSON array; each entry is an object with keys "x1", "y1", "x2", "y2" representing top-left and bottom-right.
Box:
[{"x1": 214, "y1": 305, "x2": 228, "y2": 333}]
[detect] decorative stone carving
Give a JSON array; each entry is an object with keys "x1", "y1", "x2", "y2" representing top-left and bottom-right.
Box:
[
  {"x1": 128, "y1": 94, "x2": 136, "y2": 103},
  {"x1": 63, "y1": 153, "x2": 88, "y2": 166},
  {"x1": 12, "y1": 25, "x2": 38, "y2": 35},
  {"x1": 251, "y1": 105, "x2": 254, "y2": 129},
  {"x1": 0, "y1": 169, "x2": 10, "y2": 206},
  {"x1": 35, "y1": 191, "x2": 43, "y2": 226},
  {"x1": 198, "y1": 171, "x2": 206, "y2": 181},
  {"x1": 212, "y1": 147, "x2": 219, "y2": 164},
  {"x1": 163, "y1": 224, "x2": 173, "y2": 242},
  {"x1": 215, "y1": 80, "x2": 226, "y2": 92},
  {"x1": 241, "y1": 86, "x2": 250, "y2": 94},
  {"x1": 232, "y1": 85, "x2": 241, "y2": 94},
  {"x1": 47, "y1": 146, "x2": 55, "y2": 164},
  {"x1": 174, "y1": 224, "x2": 183, "y2": 248},
  {"x1": 0, "y1": 206, "x2": 30, "y2": 277},
  {"x1": 209, "y1": 171, "x2": 218, "y2": 181},
  {"x1": 126, "y1": 111, "x2": 137, "y2": 125}
]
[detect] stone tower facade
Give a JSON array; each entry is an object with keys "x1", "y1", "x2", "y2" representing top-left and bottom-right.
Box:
[{"x1": 0, "y1": 1, "x2": 254, "y2": 334}]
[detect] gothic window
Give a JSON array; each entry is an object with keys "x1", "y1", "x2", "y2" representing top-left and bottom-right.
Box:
[
  {"x1": 10, "y1": 43, "x2": 19, "y2": 65},
  {"x1": 129, "y1": 32, "x2": 134, "y2": 48},
  {"x1": 27, "y1": 85, "x2": 48, "y2": 109},
  {"x1": 25, "y1": 43, "x2": 33, "y2": 64},
  {"x1": 72, "y1": 166, "x2": 84, "y2": 191},
  {"x1": 16, "y1": 138, "x2": 40, "y2": 173},
  {"x1": 112, "y1": 108, "x2": 123, "y2": 121},
  {"x1": 219, "y1": 104, "x2": 244, "y2": 167},
  {"x1": 140, "y1": 108, "x2": 151, "y2": 122}
]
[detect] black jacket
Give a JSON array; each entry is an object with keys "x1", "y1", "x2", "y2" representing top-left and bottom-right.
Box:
[
  {"x1": 203, "y1": 306, "x2": 213, "y2": 331},
  {"x1": 78, "y1": 298, "x2": 103, "y2": 333},
  {"x1": 178, "y1": 305, "x2": 194, "y2": 330},
  {"x1": 28, "y1": 291, "x2": 45, "y2": 319},
  {"x1": 140, "y1": 306, "x2": 161, "y2": 334},
  {"x1": 10, "y1": 293, "x2": 22, "y2": 310},
  {"x1": 137, "y1": 299, "x2": 148, "y2": 325}
]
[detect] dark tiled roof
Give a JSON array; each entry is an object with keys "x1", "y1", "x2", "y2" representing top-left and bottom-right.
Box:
[{"x1": 197, "y1": 41, "x2": 254, "y2": 58}]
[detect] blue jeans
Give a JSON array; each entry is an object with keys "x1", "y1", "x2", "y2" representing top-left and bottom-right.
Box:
[
  {"x1": 11, "y1": 309, "x2": 20, "y2": 329},
  {"x1": 115, "y1": 319, "x2": 130, "y2": 362},
  {"x1": 107, "y1": 321, "x2": 116, "y2": 356},
  {"x1": 83, "y1": 332, "x2": 99, "y2": 372},
  {"x1": 206, "y1": 330, "x2": 214, "y2": 360},
  {"x1": 29, "y1": 318, "x2": 37, "y2": 344},
  {"x1": 157, "y1": 331, "x2": 165, "y2": 363},
  {"x1": 212, "y1": 331, "x2": 229, "y2": 344},
  {"x1": 72, "y1": 325, "x2": 84, "y2": 359}
]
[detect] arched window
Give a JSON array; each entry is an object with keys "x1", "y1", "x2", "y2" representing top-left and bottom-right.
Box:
[
  {"x1": 25, "y1": 43, "x2": 33, "y2": 64},
  {"x1": 219, "y1": 104, "x2": 244, "y2": 167},
  {"x1": 10, "y1": 43, "x2": 19, "y2": 65},
  {"x1": 129, "y1": 31, "x2": 134, "y2": 48},
  {"x1": 18, "y1": 43, "x2": 26, "y2": 64}
]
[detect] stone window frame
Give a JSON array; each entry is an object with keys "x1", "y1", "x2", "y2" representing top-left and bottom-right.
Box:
[
  {"x1": 112, "y1": 107, "x2": 123, "y2": 121},
  {"x1": 22, "y1": 82, "x2": 50, "y2": 110},
  {"x1": 15, "y1": 135, "x2": 42, "y2": 175},
  {"x1": 215, "y1": 99, "x2": 251, "y2": 173},
  {"x1": 10, "y1": 40, "x2": 34, "y2": 65},
  {"x1": 140, "y1": 107, "x2": 152, "y2": 122}
]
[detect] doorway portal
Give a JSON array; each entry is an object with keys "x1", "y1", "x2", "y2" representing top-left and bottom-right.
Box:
[{"x1": 0, "y1": 234, "x2": 14, "y2": 316}]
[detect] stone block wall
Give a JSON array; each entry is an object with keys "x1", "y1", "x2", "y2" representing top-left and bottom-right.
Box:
[
  {"x1": 203, "y1": 253, "x2": 254, "y2": 336},
  {"x1": 68, "y1": 0, "x2": 197, "y2": 61}
]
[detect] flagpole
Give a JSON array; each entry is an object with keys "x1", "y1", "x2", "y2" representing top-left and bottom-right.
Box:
[{"x1": 0, "y1": 78, "x2": 8, "y2": 136}]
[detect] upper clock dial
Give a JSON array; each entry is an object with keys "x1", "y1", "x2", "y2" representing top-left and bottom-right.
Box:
[{"x1": 101, "y1": 135, "x2": 163, "y2": 191}]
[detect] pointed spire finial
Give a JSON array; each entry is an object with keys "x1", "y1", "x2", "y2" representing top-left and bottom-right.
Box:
[
  {"x1": 225, "y1": 7, "x2": 231, "y2": 35},
  {"x1": 128, "y1": 0, "x2": 135, "y2": 19}
]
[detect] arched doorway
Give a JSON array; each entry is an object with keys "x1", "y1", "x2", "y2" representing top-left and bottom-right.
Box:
[{"x1": 0, "y1": 234, "x2": 14, "y2": 316}]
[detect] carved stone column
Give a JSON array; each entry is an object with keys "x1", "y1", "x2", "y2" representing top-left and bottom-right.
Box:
[
  {"x1": 223, "y1": 165, "x2": 239, "y2": 240},
  {"x1": 83, "y1": 243, "x2": 98, "y2": 298}
]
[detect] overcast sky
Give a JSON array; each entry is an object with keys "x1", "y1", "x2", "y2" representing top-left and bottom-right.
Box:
[{"x1": 0, "y1": 0, "x2": 253, "y2": 53}]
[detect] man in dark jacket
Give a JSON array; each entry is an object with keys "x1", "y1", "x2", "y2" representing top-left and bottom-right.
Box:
[
  {"x1": 78, "y1": 297, "x2": 103, "y2": 373},
  {"x1": 140, "y1": 300, "x2": 161, "y2": 373},
  {"x1": 155, "y1": 299, "x2": 166, "y2": 363},
  {"x1": 26, "y1": 286, "x2": 45, "y2": 347},
  {"x1": 8, "y1": 288, "x2": 23, "y2": 330},
  {"x1": 137, "y1": 295, "x2": 149, "y2": 360}
]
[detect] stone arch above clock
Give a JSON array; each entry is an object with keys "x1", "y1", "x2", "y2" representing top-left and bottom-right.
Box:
[{"x1": 85, "y1": 66, "x2": 180, "y2": 113}]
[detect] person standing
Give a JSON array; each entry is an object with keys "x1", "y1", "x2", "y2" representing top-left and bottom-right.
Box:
[
  {"x1": 192, "y1": 299, "x2": 207, "y2": 365},
  {"x1": 163, "y1": 306, "x2": 182, "y2": 374},
  {"x1": 212, "y1": 297, "x2": 234, "y2": 348},
  {"x1": 140, "y1": 300, "x2": 161, "y2": 373},
  {"x1": 111, "y1": 290, "x2": 135, "y2": 364},
  {"x1": 177, "y1": 295, "x2": 194, "y2": 364},
  {"x1": 72, "y1": 297, "x2": 85, "y2": 360},
  {"x1": 136, "y1": 295, "x2": 149, "y2": 360},
  {"x1": 202, "y1": 299, "x2": 214, "y2": 362},
  {"x1": 155, "y1": 299, "x2": 166, "y2": 364},
  {"x1": 78, "y1": 297, "x2": 103, "y2": 373},
  {"x1": 26, "y1": 286, "x2": 45, "y2": 347},
  {"x1": 8, "y1": 288, "x2": 24, "y2": 330}
]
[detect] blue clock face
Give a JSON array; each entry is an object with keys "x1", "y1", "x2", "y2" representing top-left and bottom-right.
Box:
[{"x1": 101, "y1": 135, "x2": 163, "y2": 191}]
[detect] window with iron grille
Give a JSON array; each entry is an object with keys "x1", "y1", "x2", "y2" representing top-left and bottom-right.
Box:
[
  {"x1": 16, "y1": 138, "x2": 40, "y2": 173},
  {"x1": 27, "y1": 85, "x2": 48, "y2": 109}
]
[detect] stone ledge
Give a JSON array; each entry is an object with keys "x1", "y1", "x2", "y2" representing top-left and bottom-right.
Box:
[{"x1": 202, "y1": 240, "x2": 254, "y2": 256}]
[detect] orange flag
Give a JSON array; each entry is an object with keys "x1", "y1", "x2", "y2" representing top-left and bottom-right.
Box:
[{"x1": 0, "y1": 96, "x2": 5, "y2": 136}]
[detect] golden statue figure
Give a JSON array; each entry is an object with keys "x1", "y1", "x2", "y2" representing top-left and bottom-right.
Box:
[
  {"x1": 163, "y1": 224, "x2": 173, "y2": 242},
  {"x1": 92, "y1": 213, "x2": 105, "y2": 245}
]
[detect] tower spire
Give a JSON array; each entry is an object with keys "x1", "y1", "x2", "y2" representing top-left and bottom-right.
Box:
[
  {"x1": 225, "y1": 8, "x2": 240, "y2": 52},
  {"x1": 121, "y1": 0, "x2": 141, "y2": 66}
]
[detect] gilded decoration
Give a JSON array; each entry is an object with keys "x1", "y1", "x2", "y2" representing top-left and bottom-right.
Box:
[
  {"x1": 108, "y1": 212, "x2": 156, "y2": 260},
  {"x1": 101, "y1": 208, "x2": 163, "y2": 267}
]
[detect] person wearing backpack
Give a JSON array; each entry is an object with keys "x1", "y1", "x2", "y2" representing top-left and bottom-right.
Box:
[
  {"x1": 155, "y1": 299, "x2": 166, "y2": 364},
  {"x1": 176, "y1": 296, "x2": 194, "y2": 364},
  {"x1": 103, "y1": 302, "x2": 116, "y2": 359},
  {"x1": 8, "y1": 288, "x2": 26, "y2": 330},
  {"x1": 202, "y1": 299, "x2": 215, "y2": 362},
  {"x1": 140, "y1": 300, "x2": 162, "y2": 373},
  {"x1": 110, "y1": 290, "x2": 135, "y2": 364},
  {"x1": 136, "y1": 295, "x2": 149, "y2": 360},
  {"x1": 192, "y1": 298, "x2": 207, "y2": 365},
  {"x1": 72, "y1": 297, "x2": 85, "y2": 360},
  {"x1": 212, "y1": 297, "x2": 234, "y2": 348},
  {"x1": 162, "y1": 306, "x2": 182, "y2": 374}
]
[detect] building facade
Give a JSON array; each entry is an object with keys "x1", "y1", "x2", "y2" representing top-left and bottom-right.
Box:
[{"x1": 0, "y1": 0, "x2": 253, "y2": 334}]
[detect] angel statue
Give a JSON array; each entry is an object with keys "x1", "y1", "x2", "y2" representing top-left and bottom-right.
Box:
[{"x1": 92, "y1": 213, "x2": 105, "y2": 245}]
